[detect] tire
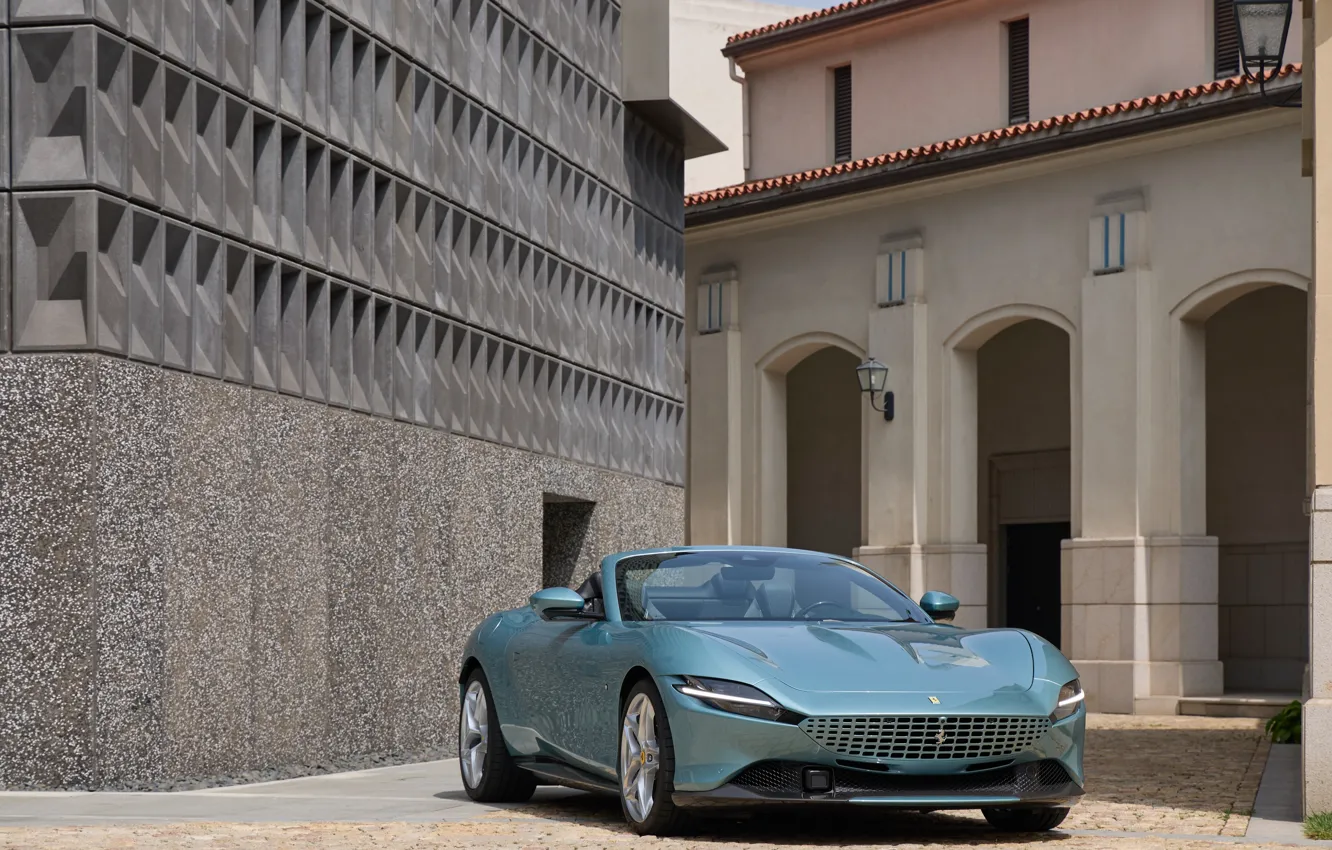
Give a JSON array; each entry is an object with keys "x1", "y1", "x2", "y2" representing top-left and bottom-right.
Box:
[
  {"x1": 458, "y1": 668, "x2": 537, "y2": 803},
  {"x1": 618, "y1": 679, "x2": 688, "y2": 836},
  {"x1": 982, "y1": 806, "x2": 1071, "y2": 832}
]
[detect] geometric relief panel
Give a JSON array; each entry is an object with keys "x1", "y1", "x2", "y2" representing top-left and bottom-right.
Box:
[
  {"x1": 193, "y1": 231, "x2": 224, "y2": 378},
  {"x1": 162, "y1": 221, "x2": 193, "y2": 370},
  {"x1": 9, "y1": 1, "x2": 126, "y2": 27},
  {"x1": 128, "y1": 207, "x2": 163, "y2": 363},
  {"x1": 252, "y1": 252, "x2": 278, "y2": 390},
  {"x1": 328, "y1": 281, "x2": 352, "y2": 406},
  {"x1": 222, "y1": 240, "x2": 252, "y2": 383},
  {"x1": 13, "y1": 27, "x2": 129, "y2": 193},
  {"x1": 304, "y1": 274, "x2": 329, "y2": 402},
  {"x1": 2, "y1": 0, "x2": 687, "y2": 488},
  {"x1": 12, "y1": 192, "x2": 93, "y2": 350},
  {"x1": 194, "y1": 81, "x2": 224, "y2": 229},
  {"x1": 128, "y1": 47, "x2": 162, "y2": 206},
  {"x1": 278, "y1": 262, "x2": 305, "y2": 396},
  {"x1": 162, "y1": 66, "x2": 194, "y2": 218}
]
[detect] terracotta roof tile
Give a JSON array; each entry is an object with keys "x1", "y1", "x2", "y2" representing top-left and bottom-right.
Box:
[
  {"x1": 685, "y1": 65, "x2": 1302, "y2": 210},
  {"x1": 726, "y1": 0, "x2": 886, "y2": 48}
]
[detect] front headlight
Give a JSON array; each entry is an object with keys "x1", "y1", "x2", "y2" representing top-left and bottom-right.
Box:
[
  {"x1": 1051, "y1": 678, "x2": 1085, "y2": 721},
  {"x1": 674, "y1": 676, "x2": 795, "y2": 723}
]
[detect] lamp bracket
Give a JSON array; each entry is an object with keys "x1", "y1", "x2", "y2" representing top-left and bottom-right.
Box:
[{"x1": 868, "y1": 391, "x2": 895, "y2": 422}]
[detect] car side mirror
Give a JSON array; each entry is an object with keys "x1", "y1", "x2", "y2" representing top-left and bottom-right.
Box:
[
  {"x1": 530, "y1": 587, "x2": 588, "y2": 618},
  {"x1": 920, "y1": 591, "x2": 960, "y2": 623}
]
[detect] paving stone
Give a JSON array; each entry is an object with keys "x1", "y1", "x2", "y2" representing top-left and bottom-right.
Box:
[{"x1": 0, "y1": 715, "x2": 1289, "y2": 849}]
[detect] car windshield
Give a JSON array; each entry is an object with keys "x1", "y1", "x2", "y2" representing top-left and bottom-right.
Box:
[{"x1": 615, "y1": 551, "x2": 929, "y2": 623}]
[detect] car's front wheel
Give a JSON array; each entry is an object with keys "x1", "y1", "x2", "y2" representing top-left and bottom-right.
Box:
[
  {"x1": 458, "y1": 669, "x2": 536, "y2": 803},
  {"x1": 982, "y1": 806, "x2": 1070, "y2": 832},
  {"x1": 618, "y1": 679, "x2": 687, "y2": 836}
]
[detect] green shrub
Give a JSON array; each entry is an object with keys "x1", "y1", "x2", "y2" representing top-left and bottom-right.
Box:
[
  {"x1": 1305, "y1": 811, "x2": 1332, "y2": 841},
  {"x1": 1265, "y1": 700, "x2": 1302, "y2": 744}
]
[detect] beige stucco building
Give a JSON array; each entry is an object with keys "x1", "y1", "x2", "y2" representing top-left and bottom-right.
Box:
[
  {"x1": 670, "y1": 0, "x2": 807, "y2": 193},
  {"x1": 684, "y1": 0, "x2": 1319, "y2": 773}
]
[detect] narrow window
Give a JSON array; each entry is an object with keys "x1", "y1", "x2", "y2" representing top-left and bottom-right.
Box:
[
  {"x1": 697, "y1": 280, "x2": 723, "y2": 335},
  {"x1": 1214, "y1": 0, "x2": 1240, "y2": 78},
  {"x1": 1007, "y1": 18, "x2": 1030, "y2": 125},
  {"x1": 832, "y1": 64, "x2": 852, "y2": 164}
]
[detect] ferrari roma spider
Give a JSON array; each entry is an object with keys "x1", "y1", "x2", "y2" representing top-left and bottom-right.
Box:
[{"x1": 457, "y1": 546, "x2": 1085, "y2": 836}]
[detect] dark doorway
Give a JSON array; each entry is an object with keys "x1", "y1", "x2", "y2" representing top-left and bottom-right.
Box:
[
  {"x1": 786, "y1": 347, "x2": 862, "y2": 558},
  {"x1": 542, "y1": 495, "x2": 595, "y2": 589},
  {"x1": 1004, "y1": 522, "x2": 1068, "y2": 646}
]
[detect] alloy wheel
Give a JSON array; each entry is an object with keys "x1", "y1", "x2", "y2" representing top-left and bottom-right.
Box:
[
  {"x1": 459, "y1": 679, "x2": 489, "y2": 788},
  {"x1": 620, "y1": 692, "x2": 660, "y2": 822}
]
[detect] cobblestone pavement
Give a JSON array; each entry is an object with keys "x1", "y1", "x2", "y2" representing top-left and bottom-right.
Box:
[{"x1": 0, "y1": 715, "x2": 1292, "y2": 849}]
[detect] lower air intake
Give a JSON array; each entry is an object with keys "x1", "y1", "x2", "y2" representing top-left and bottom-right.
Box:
[{"x1": 730, "y1": 759, "x2": 1075, "y2": 798}]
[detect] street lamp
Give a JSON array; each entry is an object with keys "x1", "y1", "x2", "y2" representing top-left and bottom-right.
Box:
[
  {"x1": 1233, "y1": 0, "x2": 1300, "y2": 107},
  {"x1": 856, "y1": 358, "x2": 894, "y2": 422}
]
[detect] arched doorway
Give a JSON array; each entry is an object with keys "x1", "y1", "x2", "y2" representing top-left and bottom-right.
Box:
[
  {"x1": 756, "y1": 334, "x2": 865, "y2": 556},
  {"x1": 945, "y1": 307, "x2": 1076, "y2": 648},
  {"x1": 1199, "y1": 284, "x2": 1308, "y2": 694},
  {"x1": 978, "y1": 321, "x2": 1072, "y2": 645},
  {"x1": 786, "y1": 347, "x2": 863, "y2": 557}
]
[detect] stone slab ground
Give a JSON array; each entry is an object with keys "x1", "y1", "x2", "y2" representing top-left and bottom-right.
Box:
[{"x1": 0, "y1": 714, "x2": 1322, "y2": 849}]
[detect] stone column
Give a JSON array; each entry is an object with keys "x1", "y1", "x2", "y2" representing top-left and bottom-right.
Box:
[
  {"x1": 1306, "y1": 0, "x2": 1332, "y2": 814},
  {"x1": 1067, "y1": 192, "x2": 1222, "y2": 714},
  {"x1": 851, "y1": 234, "x2": 987, "y2": 628},
  {"x1": 687, "y1": 266, "x2": 744, "y2": 545}
]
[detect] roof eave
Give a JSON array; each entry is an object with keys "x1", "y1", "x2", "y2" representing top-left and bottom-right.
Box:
[
  {"x1": 685, "y1": 80, "x2": 1299, "y2": 227},
  {"x1": 722, "y1": 0, "x2": 943, "y2": 59}
]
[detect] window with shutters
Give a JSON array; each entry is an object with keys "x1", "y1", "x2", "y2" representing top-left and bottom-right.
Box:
[
  {"x1": 698, "y1": 280, "x2": 725, "y2": 335},
  {"x1": 1007, "y1": 18, "x2": 1030, "y2": 125},
  {"x1": 1214, "y1": 0, "x2": 1240, "y2": 78},
  {"x1": 832, "y1": 65, "x2": 852, "y2": 164}
]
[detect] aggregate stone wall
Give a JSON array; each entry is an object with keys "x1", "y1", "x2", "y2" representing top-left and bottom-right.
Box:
[{"x1": 0, "y1": 355, "x2": 684, "y2": 789}]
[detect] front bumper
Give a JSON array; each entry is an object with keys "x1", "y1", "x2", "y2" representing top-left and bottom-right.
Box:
[
  {"x1": 659, "y1": 676, "x2": 1086, "y2": 807},
  {"x1": 673, "y1": 758, "x2": 1084, "y2": 809}
]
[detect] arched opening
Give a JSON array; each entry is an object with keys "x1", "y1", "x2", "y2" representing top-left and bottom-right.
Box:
[
  {"x1": 785, "y1": 347, "x2": 863, "y2": 557},
  {"x1": 943, "y1": 307, "x2": 1076, "y2": 647},
  {"x1": 1203, "y1": 286, "x2": 1308, "y2": 694},
  {"x1": 756, "y1": 334, "x2": 865, "y2": 556},
  {"x1": 976, "y1": 321, "x2": 1073, "y2": 646}
]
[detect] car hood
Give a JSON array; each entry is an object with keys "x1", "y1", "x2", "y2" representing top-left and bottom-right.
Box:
[{"x1": 675, "y1": 621, "x2": 1036, "y2": 696}]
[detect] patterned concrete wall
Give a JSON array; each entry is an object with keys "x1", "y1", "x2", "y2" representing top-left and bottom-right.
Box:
[
  {"x1": 2, "y1": 0, "x2": 685, "y2": 484},
  {"x1": 0, "y1": 355, "x2": 683, "y2": 789},
  {"x1": 0, "y1": 0, "x2": 688, "y2": 788}
]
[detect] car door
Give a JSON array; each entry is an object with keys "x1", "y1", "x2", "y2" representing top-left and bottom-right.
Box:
[
  {"x1": 504, "y1": 617, "x2": 592, "y2": 757},
  {"x1": 546, "y1": 620, "x2": 641, "y2": 776}
]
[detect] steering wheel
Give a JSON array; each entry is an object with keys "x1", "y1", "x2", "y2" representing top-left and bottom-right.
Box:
[{"x1": 795, "y1": 600, "x2": 844, "y2": 620}]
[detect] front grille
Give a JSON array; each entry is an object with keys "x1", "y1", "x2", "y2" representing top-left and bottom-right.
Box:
[
  {"x1": 730, "y1": 759, "x2": 1074, "y2": 799},
  {"x1": 800, "y1": 715, "x2": 1050, "y2": 760}
]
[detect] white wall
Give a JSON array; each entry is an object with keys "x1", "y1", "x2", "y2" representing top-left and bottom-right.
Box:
[
  {"x1": 670, "y1": 0, "x2": 805, "y2": 193},
  {"x1": 739, "y1": 0, "x2": 1305, "y2": 181}
]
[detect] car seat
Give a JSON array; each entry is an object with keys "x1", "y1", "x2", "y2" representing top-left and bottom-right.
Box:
[{"x1": 755, "y1": 582, "x2": 796, "y2": 619}]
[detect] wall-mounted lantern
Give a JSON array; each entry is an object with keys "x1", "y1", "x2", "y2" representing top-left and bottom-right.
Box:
[
  {"x1": 1233, "y1": 0, "x2": 1299, "y2": 107},
  {"x1": 856, "y1": 358, "x2": 894, "y2": 422}
]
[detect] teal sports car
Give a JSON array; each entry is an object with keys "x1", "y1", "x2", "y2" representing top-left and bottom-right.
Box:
[{"x1": 456, "y1": 546, "x2": 1086, "y2": 836}]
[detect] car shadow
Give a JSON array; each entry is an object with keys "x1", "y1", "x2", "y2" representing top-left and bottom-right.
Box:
[{"x1": 446, "y1": 789, "x2": 1073, "y2": 845}]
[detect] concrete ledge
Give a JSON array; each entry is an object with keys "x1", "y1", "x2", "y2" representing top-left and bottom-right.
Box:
[{"x1": 1180, "y1": 693, "x2": 1300, "y2": 719}]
